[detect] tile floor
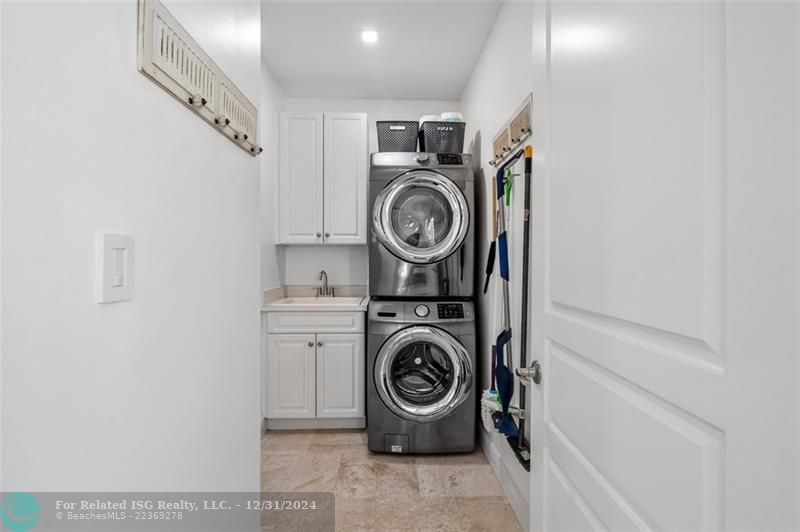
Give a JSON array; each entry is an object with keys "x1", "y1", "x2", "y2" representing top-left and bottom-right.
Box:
[{"x1": 261, "y1": 430, "x2": 522, "y2": 531}]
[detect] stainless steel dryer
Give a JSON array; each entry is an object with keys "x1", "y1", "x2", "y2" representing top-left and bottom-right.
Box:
[
  {"x1": 367, "y1": 299, "x2": 476, "y2": 454},
  {"x1": 369, "y1": 153, "x2": 475, "y2": 298}
]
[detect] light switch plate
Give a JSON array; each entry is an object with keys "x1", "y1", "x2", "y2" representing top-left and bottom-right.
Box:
[{"x1": 96, "y1": 233, "x2": 134, "y2": 303}]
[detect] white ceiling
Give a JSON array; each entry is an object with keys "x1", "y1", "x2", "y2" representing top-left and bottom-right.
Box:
[{"x1": 261, "y1": 1, "x2": 503, "y2": 100}]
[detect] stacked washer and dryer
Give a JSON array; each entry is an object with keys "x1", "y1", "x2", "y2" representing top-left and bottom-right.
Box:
[{"x1": 367, "y1": 149, "x2": 478, "y2": 454}]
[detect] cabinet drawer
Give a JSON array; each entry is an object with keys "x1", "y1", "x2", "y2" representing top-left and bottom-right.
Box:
[{"x1": 267, "y1": 312, "x2": 364, "y2": 333}]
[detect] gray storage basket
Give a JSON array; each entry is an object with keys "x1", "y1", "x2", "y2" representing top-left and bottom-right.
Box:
[
  {"x1": 377, "y1": 121, "x2": 419, "y2": 152},
  {"x1": 419, "y1": 121, "x2": 466, "y2": 154}
]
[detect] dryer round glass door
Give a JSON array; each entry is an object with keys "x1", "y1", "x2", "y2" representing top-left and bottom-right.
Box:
[
  {"x1": 372, "y1": 171, "x2": 469, "y2": 264},
  {"x1": 374, "y1": 325, "x2": 472, "y2": 423}
]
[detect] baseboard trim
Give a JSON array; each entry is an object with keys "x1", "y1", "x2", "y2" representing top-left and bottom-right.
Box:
[
  {"x1": 265, "y1": 418, "x2": 366, "y2": 430},
  {"x1": 479, "y1": 428, "x2": 530, "y2": 530}
]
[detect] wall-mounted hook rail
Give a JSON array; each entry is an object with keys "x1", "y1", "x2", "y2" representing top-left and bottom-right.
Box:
[
  {"x1": 490, "y1": 94, "x2": 532, "y2": 168},
  {"x1": 137, "y1": 0, "x2": 259, "y2": 157}
]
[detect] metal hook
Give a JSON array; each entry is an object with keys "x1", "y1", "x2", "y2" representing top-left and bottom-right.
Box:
[{"x1": 188, "y1": 94, "x2": 207, "y2": 107}]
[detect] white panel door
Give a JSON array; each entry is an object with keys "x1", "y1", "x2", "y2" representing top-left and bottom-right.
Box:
[
  {"x1": 278, "y1": 112, "x2": 324, "y2": 244},
  {"x1": 316, "y1": 333, "x2": 364, "y2": 418},
  {"x1": 266, "y1": 334, "x2": 316, "y2": 419},
  {"x1": 528, "y1": 2, "x2": 799, "y2": 531},
  {"x1": 323, "y1": 113, "x2": 368, "y2": 244}
]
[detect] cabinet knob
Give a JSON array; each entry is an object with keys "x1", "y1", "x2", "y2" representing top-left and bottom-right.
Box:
[
  {"x1": 325, "y1": 233, "x2": 330, "y2": 238},
  {"x1": 307, "y1": 341, "x2": 314, "y2": 347},
  {"x1": 316, "y1": 233, "x2": 322, "y2": 238},
  {"x1": 317, "y1": 341, "x2": 323, "y2": 347}
]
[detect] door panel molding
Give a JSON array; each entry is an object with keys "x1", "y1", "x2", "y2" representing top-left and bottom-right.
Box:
[
  {"x1": 545, "y1": 315, "x2": 726, "y2": 427},
  {"x1": 546, "y1": 2, "x2": 726, "y2": 349},
  {"x1": 548, "y1": 300, "x2": 723, "y2": 369},
  {"x1": 544, "y1": 452, "x2": 606, "y2": 532},
  {"x1": 547, "y1": 344, "x2": 723, "y2": 531},
  {"x1": 547, "y1": 423, "x2": 652, "y2": 532}
]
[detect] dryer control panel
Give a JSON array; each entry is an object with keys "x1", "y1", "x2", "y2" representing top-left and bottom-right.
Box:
[{"x1": 437, "y1": 303, "x2": 465, "y2": 319}]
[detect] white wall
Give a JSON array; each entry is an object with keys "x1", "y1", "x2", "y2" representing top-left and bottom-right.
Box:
[
  {"x1": 459, "y1": 1, "x2": 534, "y2": 524},
  {"x1": 0, "y1": 0, "x2": 4, "y2": 490},
  {"x1": 283, "y1": 246, "x2": 369, "y2": 286},
  {"x1": 2, "y1": 1, "x2": 261, "y2": 491},
  {"x1": 278, "y1": 97, "x2": 460, "y2": 288},
  {"x1": 260, "y1": 57, "x2": 284, "y2": 290}
]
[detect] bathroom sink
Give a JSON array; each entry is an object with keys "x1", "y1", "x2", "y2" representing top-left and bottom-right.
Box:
[{"x1": 265, "y1": 296, "x2": 368, "y2": 311}]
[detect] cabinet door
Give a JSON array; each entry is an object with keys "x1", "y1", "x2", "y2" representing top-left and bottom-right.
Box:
[
  {"x1": 278, "y1": 112, "x2": 324, "y2": 244},
  {"x1": 316, "y1": 333, "x2": 365, "y2": 418},
  {"x1": 323, "y1": 113, "x2": 368, "y2": 245},
  {"x1": 267, "y1": 333, "x2": 316, "y2": 418}
]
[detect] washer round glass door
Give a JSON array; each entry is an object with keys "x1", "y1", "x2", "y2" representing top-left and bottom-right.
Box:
[
  {"x1": 375, "y1": 325, "x2": 472, "y2": 423},
  {"x1": 373, "y1": 171, "x2": 469, "y2": 264}
]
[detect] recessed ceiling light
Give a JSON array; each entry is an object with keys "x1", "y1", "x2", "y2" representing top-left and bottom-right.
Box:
[{"x1": 361, "y1": 30, "x2": 379, "y2": 45}]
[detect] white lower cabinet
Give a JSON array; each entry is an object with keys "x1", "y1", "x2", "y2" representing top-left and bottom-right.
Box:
[
  {"x1": 266, "y1": 333, "x2": 316, "y2": 419},
  {"x1": 316, "y1": 334, "x2": 364, "y2": 418},
  {"x1": 264, "y1": 312, "x2": 365, "y2": 426}
]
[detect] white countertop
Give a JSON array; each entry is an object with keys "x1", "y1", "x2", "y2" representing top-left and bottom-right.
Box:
[{"x1": 261, "y1": 296, "x2": 369, "y2": 312}]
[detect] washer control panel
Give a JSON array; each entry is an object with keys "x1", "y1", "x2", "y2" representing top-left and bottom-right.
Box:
[
  {"x1": 437, "y1": 303, "x2": 465, "y2": 320},
  {"x1": 414, "y1": 304, "x2": 430, "y2": 318}
]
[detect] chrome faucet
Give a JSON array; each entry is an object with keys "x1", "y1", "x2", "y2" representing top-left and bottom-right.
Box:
[{"x1": 318, "y1": 270, "x2": 335, "y2": 297}]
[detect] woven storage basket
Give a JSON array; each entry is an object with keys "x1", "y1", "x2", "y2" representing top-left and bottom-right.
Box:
[
  {"x1": 376, "y1": 121, "x2": 419, "y2": 152},
  {"x1": 419, "y1": 121, "x2": 466, "y2": 154}
]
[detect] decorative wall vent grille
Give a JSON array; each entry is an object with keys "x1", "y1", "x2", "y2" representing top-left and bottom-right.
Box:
[
  {"x1": 221, "y1": 81, "x2": 257, "y2": 142},
  {"x1": 152, "y1": 14, "x2": 216, "y2": 113},
  {"x1": 138, "y1": 0, "x2": 261, "y2": 156}
]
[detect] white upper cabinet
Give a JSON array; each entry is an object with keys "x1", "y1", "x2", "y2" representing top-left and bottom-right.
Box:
[
  {"x1": 323, "y1": 113, "x2": 368, "y2": 244},
  {"x1": 278, "y1": 112, "x2": 324, "y2": 244},
  {"x1": 277, "y1": 112, "x2": 367, "y2": 245}
]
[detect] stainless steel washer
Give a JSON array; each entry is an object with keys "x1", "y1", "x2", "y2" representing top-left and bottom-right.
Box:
[
  {"x1": 369, "y1": 152, "x2": 475, "y2": 298},
  {"x1": 367, "y1": 299, "x2": 476, "y2": 454}
]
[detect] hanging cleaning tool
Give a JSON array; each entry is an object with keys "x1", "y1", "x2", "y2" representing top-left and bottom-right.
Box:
[
  {"x1": 493, "y1": 328, "x2": 518, "y2": 437},
  {"x1": 491, "y1": 148, "x2": 524, "y2": 437},
  {"x1": 512, "y1": 145, "x2": 534, "y2": 470},
  {"x1": 504, "y1": 168, "x2": 513, "y2": 207},
  {"x1": 483, "y1": 241, "x2": 496, "y2": 295},
  {"x1": 483, "y1": 178, "x2": 498, "y2": 295}
]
